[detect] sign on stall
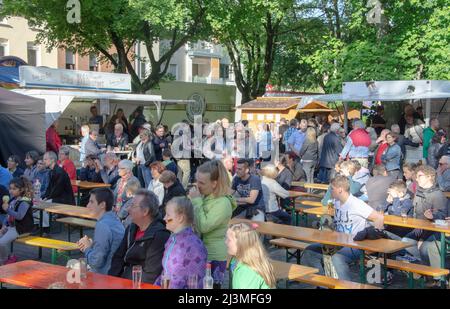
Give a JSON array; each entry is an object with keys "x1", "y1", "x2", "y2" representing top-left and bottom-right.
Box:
[{"x1": 19, "y1": 66, "x2": 131, "y2": 92}]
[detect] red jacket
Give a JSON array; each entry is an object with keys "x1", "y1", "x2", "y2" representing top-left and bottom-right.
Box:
[
  {"x1": 375, "y1": 142, "x2": 389, "y2": 165},
  {"x1": 60, "y1": 159, "x2": 77, "y2": 193},
  {"x1": 348, "y1": 128, "x2": 371, "y2": 147},
  {"x1": 46, "y1": 126, "x2": 62, "y2": 153}
]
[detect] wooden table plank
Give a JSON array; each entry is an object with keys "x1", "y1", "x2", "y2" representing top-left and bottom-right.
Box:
[
  {"x1": 230, "y1": 218, "x2": 412, "y2": 254},
  {"x1": 71, "y1": 180, "x2": 111, "y2": 190},
  {"x1": 288, "y1": 191, "x2": 323, "y2": 199},
  {"x1": 291, "y1": 182, "x2": 329, "y2": 191},
  {"x1": 299, "y1": 208, "x2": 450, "y2": 234},
  {"x1": 383, "y1": 215, "x2": 450, "y2": 234},
  {"x1": 0, "y1": 260, "x2": 159, "y2": 289},
  {"x1": 34, "y1": 202, "x2": 97, "y2": 220},
  {"x1": 271, "y1": 260, "x2": 318, "y2": 280}
]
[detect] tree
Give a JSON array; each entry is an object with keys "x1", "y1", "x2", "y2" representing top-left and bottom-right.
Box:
[
  {"x1": 206, "y1": 0, "x2": 297, "y2": 103},
  {"x1": 2, "y1": 0, "x2": 208, "y2": 93},
  {"x1": 270, "y1": 0, "x2": 450, "y2": 93}
]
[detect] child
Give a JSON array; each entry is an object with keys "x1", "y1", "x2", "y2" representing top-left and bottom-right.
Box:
[
  {"x1": 162, "y1": 149, "x2": 178, "y2": 176},
  {"x1": 321, "y1": 161, "x2": 363, "y2": 205},
  {"x1": 0, "y1": 177, "x2": 35, "y2": 265},
  {"x1": 117, "y1": 177, "x2": 141, "y2": 228},
  {"x1": 383, "y1": 180, "x2": 413, "y2": 240},
  {"x1": 226, "y1": 223, "x2": 276, "y2": 289}
]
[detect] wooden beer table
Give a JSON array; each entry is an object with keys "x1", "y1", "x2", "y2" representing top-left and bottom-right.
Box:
[
  {"x1": 0, "y1": 260, "x2": 159, "y2": 289},
  {"x1": 299, "y1": 209, "x2": 450, "y2": 288},
  {"x1": 230, "y1": 218, "x2": 412, "y2": 287},
  {"x1": 291, "y1": 182, "x2": 329, "y2": 191},
  {"x1": 71, "y1": 180, "x2": 111, "y2": 205}
]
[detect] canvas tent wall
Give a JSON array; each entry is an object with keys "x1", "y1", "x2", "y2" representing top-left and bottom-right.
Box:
[{"x1": 0, "y1": 88, "x2": 46, "y2": 167}]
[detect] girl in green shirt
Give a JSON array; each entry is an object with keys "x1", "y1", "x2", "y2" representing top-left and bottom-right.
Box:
[{"x1": 226, "y1": 223, "x2": 276, "y2": 289}]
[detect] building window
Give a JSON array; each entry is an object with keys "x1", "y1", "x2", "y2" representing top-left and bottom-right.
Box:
[
  {"x1": 0, "y1": 38, "x2": 8, "y2": 57},
  {"x1": 168, "y1": 64, "x2": 177, "y2": 80},
  {"x1": 65, "y1": 49, "x2": 75, "y2": 69},
  {"x1": 89, "y1": 54, "x2": 98, "y2": 71},
  {"x1": 27, "y1": 42, "x2": 39, "y2": 66},
  {"x1": 220, "y1": 63, "x2": 230, "y2": 79}
]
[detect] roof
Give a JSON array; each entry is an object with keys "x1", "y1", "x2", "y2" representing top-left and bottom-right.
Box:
[
  {"x1": 238, "y1": 97, "x2": 299, "y2": 110},
  {"x1": 238, "y1": 97, "x2": 331, "y2": 112}
]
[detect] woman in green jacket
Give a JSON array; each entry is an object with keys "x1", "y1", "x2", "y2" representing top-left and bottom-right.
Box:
[
  {"x1": 226, "y1": 222, "x2": 276, "y2": 289},
  {"x1": 189, "y1": 160, "x2": 236, "y2": 289}
]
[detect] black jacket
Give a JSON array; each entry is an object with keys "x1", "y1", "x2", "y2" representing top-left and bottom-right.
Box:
[
  {"x1": 109, "y1": 219, "x2": 170, "y2": 284},
  {"x1": 153, "y1": 136, "x2": 170, "y2": 161},
  {"x1": 160, "y1": 180, "x2": 186, "y2": 217},
  {"x1": 13, "y1": 199, "x2": 34, "y2": 235},
  {"x1": 135, "y1": 140, "x2": 156, "y2": 167},
  {"x1": 43, "y1": 165, "x2": 75, "y2": 205},
  {"x1": 107, "y1": 133, "x2": 129, "y2": 149}
]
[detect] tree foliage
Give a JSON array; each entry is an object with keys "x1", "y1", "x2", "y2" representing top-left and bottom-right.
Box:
[{"x1": 2, "y1": 0, "x2": 208, "y2": 93}]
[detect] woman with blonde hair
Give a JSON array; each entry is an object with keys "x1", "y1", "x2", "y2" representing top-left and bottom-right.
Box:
[
  {"x1": 226, "y1": 223, "x2": 276, "y2": 289},
  {"x1": 298, "y1": 127, "x2": 319, "y2": 186},
  {"x1": 260, "y1": 164, "x2": 291, "y2": 225},
  {"x1": 188, "y1": 160, "x2": 237, "y2": 288}
]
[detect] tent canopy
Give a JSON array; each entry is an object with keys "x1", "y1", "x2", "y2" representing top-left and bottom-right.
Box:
[
  {"x1": 0, "y1": 88, "x2": 46, "y2": 167},
  {"x1": 12, "y1": 89, "x2": 193, "y2": 128},
  {"x1": 297, "y1": 80, "x2": 450, "y2": 109}
]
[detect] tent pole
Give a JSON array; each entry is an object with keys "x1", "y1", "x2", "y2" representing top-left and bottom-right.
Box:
[
  {"x1": 425, "y1": 82, "x2": 432, "y2": 127},
  {"x1": 343, "y1": 101, "x2": 348, "y2": 133}
]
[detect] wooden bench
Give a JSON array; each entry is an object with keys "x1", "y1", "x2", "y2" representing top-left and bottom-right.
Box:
[
  {"x1": 270, "y1": 238, "x2": 310, "y2": 264},
  {"x1": 296, "y1": 274, "x2": 380, "y2": 289},
  {"x1": 56, "y1": 217, "x2": 96, "y2": 242},
  {"x1": 15, "y1": 236, "x2": 79, "y2": 264},
  {"x1": 371, "y1": 258, "x2": 450, "y2": 288}
]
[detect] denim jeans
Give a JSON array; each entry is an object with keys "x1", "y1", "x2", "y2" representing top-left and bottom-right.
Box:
[
  {"x1": 301, "y1": 243, "x2": 363, "y2": 281},
  {"x1": 317, "y1": 167, "x2": 331, "y2": 183},
  {"x1": 138, "y1": 164, "x2": 152, "y2": 188},
  {"x1": 402, "y1": 232, "x2": 443, "y2": 278},
  {"x1": 266, "y1": 210, "x2": 291, "y2": 225}
]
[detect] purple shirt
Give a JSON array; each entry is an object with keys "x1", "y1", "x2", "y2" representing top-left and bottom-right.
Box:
[{"x1": 155, "y1": 227, "x2": 207, "y2": 289}]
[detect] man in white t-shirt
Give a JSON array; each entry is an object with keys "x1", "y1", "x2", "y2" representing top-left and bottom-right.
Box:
[{"x1": 301, "y1": 175, "x2": 384, "y2": 281}]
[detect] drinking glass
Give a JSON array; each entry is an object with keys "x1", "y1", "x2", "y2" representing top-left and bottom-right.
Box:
[
  {"x1": 132, "y1": 265, "x2": 142, "y2": 289},
  {"x1": 161, "y1": 271, "x2": 171, "y2": 289},
  {"x1": 401, "y1": 209, "x2": 408, "y2": 223},
  {"x1": 187, "y1": 274, "x2": 198, "y2": 289},
  {"x1": 79, "y1": 258, "x2": 87, "y2": 280}
]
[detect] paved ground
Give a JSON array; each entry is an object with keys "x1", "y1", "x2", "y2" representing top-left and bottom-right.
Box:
[{"x1": 4, "y1": 214, "x2": 449, "y2": 289}]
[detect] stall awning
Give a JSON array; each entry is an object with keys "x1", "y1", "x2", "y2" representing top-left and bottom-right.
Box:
[
  {"x1": 12, "y1": 89, "x2": 192, "y2": 128},
  {"x1": 297, "y1": 80, "x2": 450, "y2": 109}
]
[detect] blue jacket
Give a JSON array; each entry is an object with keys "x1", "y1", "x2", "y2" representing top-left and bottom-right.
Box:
[
  {"x1": 381, "y1": 144, "x2": 402, "y2": 171},
  {"x1": 0, "y1": 166, "x2": 12, "y2": 189},
  {"x1": 84, "y1": 211, "x2": 125, "y2": 274},
  {"x1": 384, "y1": 196, "x2": 413, "y2": 216}
]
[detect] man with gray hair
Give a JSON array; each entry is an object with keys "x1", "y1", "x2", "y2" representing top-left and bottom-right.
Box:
[
  {"x1": 109, "y1": 189, "x2": 170, "y2": 283},
  {"x1": 391, "y1": 124, "x2": 419, "y2": 160},
  {"x1": 318, "y1": 123, "x2": 343, "y2": 183},
  {"x1": 437, "y1": 155, "x2": 450, "y2": 191},
  {"x1": 59, "y1": 145, "x2": 77, "y2": 194},
  {"x1": 42, "y1": 151, "x2": 75, "y2": 205},
  {"x1": 339, "y1": 119, "x2": 371, "y2": 168}
]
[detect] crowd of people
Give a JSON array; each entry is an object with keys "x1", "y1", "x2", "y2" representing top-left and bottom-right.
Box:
[{"x1": 0, "y1": 102, "x2": 449, "y2": 289}]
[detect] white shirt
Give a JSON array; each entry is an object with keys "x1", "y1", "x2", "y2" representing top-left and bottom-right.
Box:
[
  {"x1": 148, "y1": 179, "x2": 164, "y2": 206},
  {"x1": 136, "y1": 142, "x2": 145, "y2": 164},
  {"x1": 333, "y1": 194, "x2": 373, "y2": 237},
  {"x1": 261, "y1": 176, "x2": 290, "y2": 213}
]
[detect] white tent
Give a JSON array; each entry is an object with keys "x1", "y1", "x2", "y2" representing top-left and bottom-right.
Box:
[
  {"x1": 13, "y1": 88, "x2": 192, "y2": 129},
  {"x1": 296, "y1": 80, "x2": 450, "y2": 131}
]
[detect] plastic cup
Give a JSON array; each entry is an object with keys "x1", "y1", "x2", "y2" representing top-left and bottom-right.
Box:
[{"x1": 132, "y1": 265, "x2": 142, "y2": 289}]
